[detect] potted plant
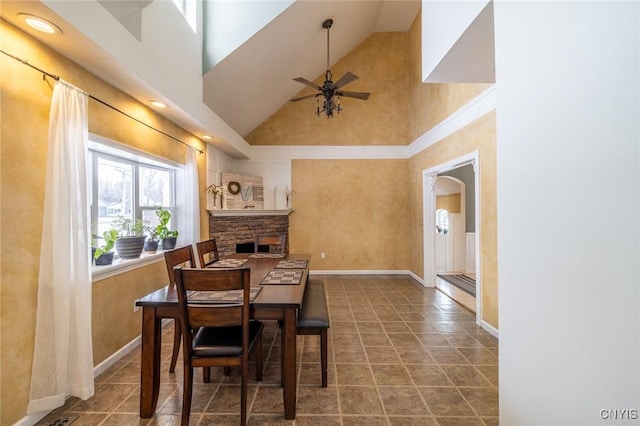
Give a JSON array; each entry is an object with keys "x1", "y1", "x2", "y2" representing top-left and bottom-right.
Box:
[
  {"x1": 155, "y1": 207, "x2": 179, "y2": 250},
  {"x1": 144, "y1": 224, "x2": 159, "y2": 253},
  {"x1": 113, "y1": 215, "x2": 147, "y2": 259},
  {"x1": 94, "y1": 229, "x2": 118, "y2": 265}
]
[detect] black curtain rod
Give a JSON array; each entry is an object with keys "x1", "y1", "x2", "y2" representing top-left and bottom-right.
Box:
[{"x1": 1, "y1": 49, "x2": 204, "y2": 155}]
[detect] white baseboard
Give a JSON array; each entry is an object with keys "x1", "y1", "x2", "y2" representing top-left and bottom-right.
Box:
[{"x1": 479, "y1": 319, "x2": 499, "y2": 338}]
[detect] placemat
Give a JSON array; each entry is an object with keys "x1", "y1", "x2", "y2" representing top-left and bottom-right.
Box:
[
  {"x1": 188, "y1": 287, "x2": 262, "y2": 303},
  {"x1": 260, "y1": 270, "x2": 303, "y2": 285},
  {"x1": 208, "y1": 258, "x2": 248, "y2": 268},
  {"x1": 249, "y1": 253, "x2": 286, "y2": 259},
  {"x1": 275, "y1": 259, "x2": 308, "y2": 269}
]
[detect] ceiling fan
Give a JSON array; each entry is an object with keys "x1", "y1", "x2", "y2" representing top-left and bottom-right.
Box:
[{"x1": 290, "y1": 18, "x2": 370, "y2": 118}]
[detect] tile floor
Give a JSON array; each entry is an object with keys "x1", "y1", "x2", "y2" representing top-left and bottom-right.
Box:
[{"x1": 39, "y1": 275, "x2": 499, "y2": 426}]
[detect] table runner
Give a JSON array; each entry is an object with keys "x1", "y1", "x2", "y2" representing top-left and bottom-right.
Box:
[
  {"x1": 275, "y1": 259, "x2": 308, "y2": 269},
  {"x1": 208, "y1": 258, "x2": 248, "y2": 268},
  {"x1": 249, "y1": 253, "x2": 286, "y2": 259},
  {"x1": 260, "y1": 270, "x2": 303, "y2": 285},
  {"x1": 188, "y1": 287, "x2": 262, "y2": 303}
]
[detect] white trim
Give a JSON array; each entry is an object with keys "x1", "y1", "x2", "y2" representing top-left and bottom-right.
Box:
[
  {"x1": 423, "y1": 151, "x2": 485, "y2": 325},
  {"x1": 249, "y1": 145, "x2": 407, "y2": 160},
  {"x1": 208, "y1": 208, "x2": 293, "y2": 217},
  {"x1": 92, "y1": 253, "x2": 165, "y2": 282},
  {"x1": 248, "y1": 85, "x2": 496, "y2": 161},
  {"x1": 407, "y1": 85, "x2": 496, "y2": 157},
  {"x1": 479, "y1": 320, "x2": 499, "y2": 338},
  {"x1": 14, "y1": 412, "x2": 48, "y2": 426},
  {"x1": 309, "y1": 269, "x2": 415, "y2": 276},
  {"x1": 93, "y1": 335, "x2": 141, "y2": 378}
]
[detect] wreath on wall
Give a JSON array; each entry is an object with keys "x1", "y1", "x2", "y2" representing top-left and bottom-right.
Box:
[{"x1": 227, "y1": 181, "x2": 241, "y2": 195}]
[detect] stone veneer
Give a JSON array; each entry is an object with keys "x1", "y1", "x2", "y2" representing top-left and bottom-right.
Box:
[{"x1": 209, "y1": 214, "x2": 289, "y2": 257}]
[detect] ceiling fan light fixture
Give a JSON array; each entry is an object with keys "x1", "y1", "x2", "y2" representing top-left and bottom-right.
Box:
[{"x1": 291, "y1": 18, "x2": 370, "y2": 118}]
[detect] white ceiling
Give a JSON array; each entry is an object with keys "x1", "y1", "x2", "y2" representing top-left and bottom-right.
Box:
[{"x1": 1, "y1": 0, "x2": 420, "y2": 143}]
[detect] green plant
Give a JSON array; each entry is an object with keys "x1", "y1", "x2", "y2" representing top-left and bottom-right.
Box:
[
  {"x1": 112, "y1": 215, "x2": 146, "y2": 237},
  {"x1": 145, "y1": 223, "x2": 159, "y2": 241},
  {"x1": 94, "y1": 229, "x2": 118, "y2": 259},
  {"x1": 155, "y1": 207, "x2": 179, "y2": 240}
]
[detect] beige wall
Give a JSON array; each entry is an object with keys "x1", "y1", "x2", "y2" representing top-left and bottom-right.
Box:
[
  {"x1": 0, "y1": 21, "x2": 207, "y2": 425},
  {"x1": 408, "y1": 112, "x2": 498, "y2": 328},
  {"x1": 436, "y1": 194, "x2": 462, "y2": 213},
  {"x1": 246, "y1": 32, "x2": 410, "y2": 146},
  {"x1": 290, "y1": 159, "x2": 410, "y2": 270},
  {"x1": 245, "y1": 13, "x2": 498, "y2": 329}
]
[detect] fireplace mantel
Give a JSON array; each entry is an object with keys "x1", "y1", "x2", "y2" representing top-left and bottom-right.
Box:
[{"x1": 208, "y1": 209, "x2": 293, "y2": 217}]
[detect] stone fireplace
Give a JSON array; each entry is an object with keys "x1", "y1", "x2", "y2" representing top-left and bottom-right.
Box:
[{"x1": 208, "y1": 211, "x2": 290, "y2": 257}]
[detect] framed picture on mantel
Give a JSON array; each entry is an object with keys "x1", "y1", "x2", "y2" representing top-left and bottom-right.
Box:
[{"x1": 221, "y1": 173, "x2": 264, "y2": 210}]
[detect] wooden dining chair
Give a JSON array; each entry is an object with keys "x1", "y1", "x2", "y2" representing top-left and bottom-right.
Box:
[
  {"x1": 163, "y1": 245, "x2": 197, "y2": 373},
  {"x1": 174, "y1": 266, "x2": 264, "y2": 426},
  {"x1": 255, "y1": 232, "x2": 287, "y2": 254},
  {"x1": 196, "y1": 238, "x2": 220, "y2": 267}
]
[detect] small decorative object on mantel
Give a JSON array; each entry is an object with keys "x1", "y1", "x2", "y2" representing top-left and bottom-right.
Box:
[
  {"x1": 285, "y1": 185, "x2": 292, "y2": 209},
  {"x1": 206, "y1": 184, "x2": 223, "y2": 209},
  {"x1": 221, "y1": 172, "x2": 264, "y2": 210}
]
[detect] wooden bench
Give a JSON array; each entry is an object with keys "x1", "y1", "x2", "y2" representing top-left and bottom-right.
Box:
[{"x1": 297, "y1": 279, "x2": 330, "y2": 387}]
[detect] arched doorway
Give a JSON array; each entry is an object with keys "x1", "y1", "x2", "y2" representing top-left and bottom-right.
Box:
[{"x1": 423, "y1": 151, "x2": 481, "y2": 320}]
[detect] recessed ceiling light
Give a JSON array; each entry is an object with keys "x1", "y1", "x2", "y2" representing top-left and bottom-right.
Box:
[
  {"x1": 149, "y1": 100, "x2": 168, "y2": 109},
  {"x1": 18, "y1": 13, "x2": 62, "y2": 35},
  {"x1": 201, "y1": 135, "x2": 213, "y2": 140}
]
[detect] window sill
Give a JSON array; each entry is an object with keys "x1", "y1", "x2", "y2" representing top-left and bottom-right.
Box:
[{"x1": 92, "y1": 251, "x2": 165, "y2": 282}]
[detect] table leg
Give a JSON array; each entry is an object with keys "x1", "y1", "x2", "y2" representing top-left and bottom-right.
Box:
[
  {"x1": 140, "y1": 307, "x2": 162, "y2": 417},
  {"x1": 282, "y1": 308, "x2": 297, "y2": 419}
]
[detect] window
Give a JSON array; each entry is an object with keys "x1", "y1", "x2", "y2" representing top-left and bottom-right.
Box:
[
  {"x1": 436, "y1": 209, "x2": 450, "y2": 234},
  {"x1": 171, "y1": 0, "x2": 196, "y2": 32},
  {"x1": 90, "y1": 137, "x2": 180, "y2": 256}
]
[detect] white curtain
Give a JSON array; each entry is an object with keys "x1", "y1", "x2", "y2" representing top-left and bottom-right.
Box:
[
  {"x1": 28, "y1": 80, "x2": 94, "y2": 414},
  {"x1": 182, "y1": 146, "x2": 200, "y2": 244}
]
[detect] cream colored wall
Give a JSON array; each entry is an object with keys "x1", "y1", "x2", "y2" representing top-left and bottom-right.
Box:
[
  {"x1": 290, "y1": 159, "x2": 410, "y2": 270},
  {"x1": 246, "y1": 32, "x2": 409, "y2": 146},
  {"x1": 436, "y1": 194, "x2": 461, "y2": 213},
  {"x1": 0, "y1": 21, "x2": 207, "y2": 425},
  {"x1": 408, "y1": 112, "x2": 498, "y2": 328},
  {"x1": 245, "y1": 13, "x2": 498, "y2": 329}
]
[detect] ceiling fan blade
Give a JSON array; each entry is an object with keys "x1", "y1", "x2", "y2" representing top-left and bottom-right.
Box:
[
  {"x1": 330, "y1": 71, "x2": 359, "y2": 90},
  {"x1": 293, "y1": 77, "x2": 322, "y2": 90},
  {"x1": 290, "y1": 93, "x2": 320, "y2": 102},
  {"x1": 335, "y1": 90, "x2": 371, "y2": 101}
]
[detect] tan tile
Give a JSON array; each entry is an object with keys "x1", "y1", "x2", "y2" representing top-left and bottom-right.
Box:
[
  {"x1": 206, "y1": 384, "x2": 257, "y2": 414},
  {"x1": 396, "y1": 346, "x2": 437, "y2": 364},
  {"x1": 457, "y1": 347, "x2": 498, "y2": 365},
  {"x1": 458, "y1": 387, "x2": 499, "y2": 417},
  {"x1": 378, "y1": 386, "x2": 430, "y2": 415},
  {"x1": 405, "y1": 321, "x2": 439, "y2": 333},
  {"x1": 100, "y1": 413, "x2": 152, "y2": 425},
  {"x1": 73, "y1": 383, "x2": 138, "y2": 412},
  {"x1": 482, "y1": 417, "x2": 500, "y2": 426},
  {"x1": 416, "y1": 333, "x2": 453, "y2": 347},
  {"x1": 249, "y1": 385, "x2": 282, "y2": 414},
  {"x1": 296, "y1": 386, "x2": 340, "y2": 414},
  {"x1": 295, "y1": 415, "x2": 342, "y2": 426},
  {"x1": 418, "y1": 387, "x2": 475, "y2": 416},
  {"x1": 359, "y1": 332, "x2": 392, "y2": 347},
  {"x1": 356, "y1": 321, "x2": 384, "y2": 332},
  {"x1": 333, "y1": 343, "x2": 367, "y2": 363},
  {"x1": 375, "y1": 311, "x2": 403, "y2": 321},
  {"x1": 146, "y1": 413, "x2": 182, "y2": 426},
  {"x1": 387, "y1": 333, "x2": 423, "y2": 347},
  {"x1": 443, "y1": 333, "x2": 484, "y2": 348},
  {"x1": 371, "y1": 364, "x2": 413, "y2": 385},
  {"x1": 49, "y1": 414, "x2": 108, "y2": 426},
  {"x1": 441, "y1": 365, "x2": 492, "y2": 387},
  {"x1": 338, "y1": 386, "x2": 384, "y2": 415},
  {"x1": 335, "y1": 363, "x2": 374, "y2": 385},
  {"x1": 435, "y1": 416, "x2": 485, "y2": 426},
  {"x1": 365, "y1": 346, "x2": 401, "y2": 363},
  {"x1": 388, "y1": 416, "x2": 437, "y2": 425},
  {"x1": 427, "y1": 347, "x2": 470, "y2": 365},
  {"x1": 341, "y1": 415, "x2": 389, "y2": 426},
  {"x1": 246, "y1": 414, "x2": 294, "y2": 425},
  {"x1": 299, "y1": 362, "x2": 335, "y2": 386},
  {"x1": 406, "y1": 364, "x2": 452, "y2": 386},
  {"x1": 475, "y1": 365, "x2": 498, "y2": 387},
  {"x1": 198, "y1": 413, "x2": 239, "y2": 425},
  {"x1": 331, "y1": 321, "x2": 358, "y2": 333},
  {"x1": 332, "y1": 332, "x2": 361, "y2": 347}
]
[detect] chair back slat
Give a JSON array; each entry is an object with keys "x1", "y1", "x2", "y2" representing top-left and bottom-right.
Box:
[
  {"x1": 196, "y1": 239, "x2": 220, "y2": 267},
  {"x1": 255, "y1": 233, "x2": 287, "y2": 254},
  {"x1": 164, "y1": 245, "x2": 196, "y2": 284}
]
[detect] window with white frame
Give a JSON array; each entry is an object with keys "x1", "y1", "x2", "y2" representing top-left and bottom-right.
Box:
[{"x1": 89, "y1": 138, "x2": 180, "y2": 256}]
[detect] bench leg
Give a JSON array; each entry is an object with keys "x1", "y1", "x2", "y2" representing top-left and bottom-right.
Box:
[{"x1": 320, "y1": 329, "x2": 328, "y2": 387}]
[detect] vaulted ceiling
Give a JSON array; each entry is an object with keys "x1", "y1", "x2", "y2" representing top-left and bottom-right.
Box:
[{"x1": 0, "y1": 0, "x2": 420, "y2": 143}]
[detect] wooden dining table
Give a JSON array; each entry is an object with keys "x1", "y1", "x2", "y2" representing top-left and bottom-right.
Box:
[{"x1": 135, "y1": 252, "x2": 311, "y2": 420}]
